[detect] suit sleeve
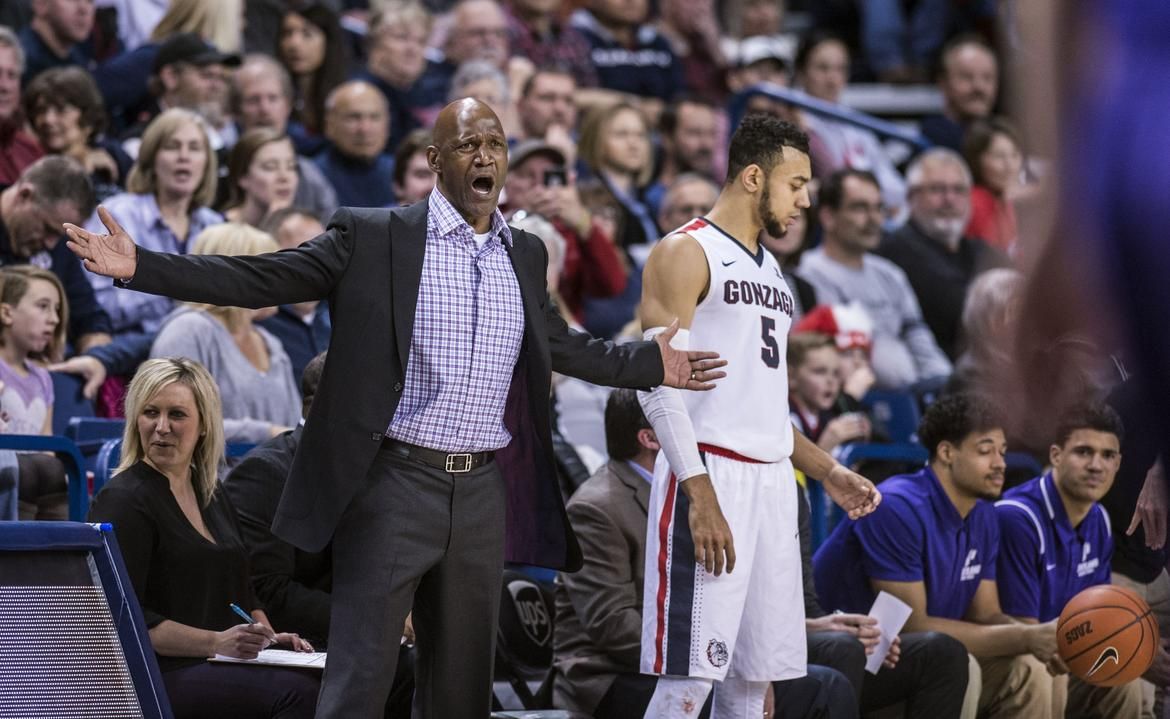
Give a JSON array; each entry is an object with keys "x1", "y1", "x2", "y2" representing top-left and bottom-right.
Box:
[
  {"x1": 560, "y1": 496, "x2": 643, "y2": 667},
  {"x1": 530, "y1": 235, "x2": 663, "y2": 389},
  {"x1": 125, "y1": 208, "x2": 355, "y2": 309},
  {"x1": 994, "y1": 504, "x2": 1042, "y2": 620},
  {"x1": 224, "y1": 452, "x2": 332, "y2": 640}
]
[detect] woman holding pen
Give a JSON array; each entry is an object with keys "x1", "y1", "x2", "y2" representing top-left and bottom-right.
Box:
[{"x1": 88, "y1": 357, "x2": 319, "y2": 718}]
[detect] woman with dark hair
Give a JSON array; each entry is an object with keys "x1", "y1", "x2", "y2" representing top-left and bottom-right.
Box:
[
  {"x1": 23, "y1": 67, "x2": 133, "y2": 201},
  {"x1": 962, "y1": 117, "x2": 1024, "y2": 254},
  {"x1": 278, "y1": 4, "x2": 349, "y2": 139},
  {"x1": 221, "y1": 128, "x2": 299, "y2": 228}
]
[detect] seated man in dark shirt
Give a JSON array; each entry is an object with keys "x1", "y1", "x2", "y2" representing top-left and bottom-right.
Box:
[{"x1": 224, "y1": 353, "x2": 413, "y2": 718}]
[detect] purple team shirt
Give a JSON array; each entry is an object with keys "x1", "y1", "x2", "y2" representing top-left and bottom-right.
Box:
[
  {"x1": 813, "y1": 467, "x2": 1000, "y2": 619},
  {"x1": 995, "y1": 473, "x2": 1113, "y2": 622},
  {"x1": 385, "y1": 189, "x2": 526, "y2": 453}
]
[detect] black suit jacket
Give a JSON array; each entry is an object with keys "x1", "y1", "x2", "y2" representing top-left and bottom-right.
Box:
[
  {"x1": 223, "y1": 426, "x2": 333, "y2": 645},
  {"x1": 127, "y1": 200, "x2": 664, "y2": 569}
]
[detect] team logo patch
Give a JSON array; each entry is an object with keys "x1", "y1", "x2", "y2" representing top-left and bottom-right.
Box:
[{"x1": 706, "y1": 638, "x2": 729, "y2": 667}]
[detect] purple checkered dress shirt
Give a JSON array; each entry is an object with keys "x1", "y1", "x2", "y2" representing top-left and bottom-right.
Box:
[{"x1": 385, "y1": 190, "x2": 526, "y2": 452}]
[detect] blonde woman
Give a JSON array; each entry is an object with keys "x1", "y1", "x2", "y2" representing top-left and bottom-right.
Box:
[
  {"x1": 150, "y1": 224, "x2": 300, "y2": 444},
  {"x1": 87, "y1": 358, "x2": 318, "y2": 718},
  {"x1": 84, "y1": 109, "x2": 222, "y2": 334}
]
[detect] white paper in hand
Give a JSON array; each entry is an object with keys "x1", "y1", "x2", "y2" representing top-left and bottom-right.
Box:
[{"x1": 865, "y1": 591, "x2": 913, "y2": 674}]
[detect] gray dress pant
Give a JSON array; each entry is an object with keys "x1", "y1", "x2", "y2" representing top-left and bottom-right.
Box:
[{"x1": 315, "y1": 447, "x2": 507, "y2": 719}]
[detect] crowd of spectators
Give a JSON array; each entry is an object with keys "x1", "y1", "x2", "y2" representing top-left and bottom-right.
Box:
[{"x1": 7, "y1": 0, "x2": 1161, "y2": 718}]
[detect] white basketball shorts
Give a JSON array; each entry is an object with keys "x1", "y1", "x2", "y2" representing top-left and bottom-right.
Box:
[{"x1": 640, "y1": 444, "x2": 807, "y2": 682}]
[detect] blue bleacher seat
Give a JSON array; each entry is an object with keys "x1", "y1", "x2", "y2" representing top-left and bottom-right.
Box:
[
  {"x1": 94, "y1": 438, "x2": 258, "y2": 493},
  {"x1": 0, "y1": 435, "x2": 88, "y2": 521},
  {"x1": 861, "y1": 390, "x2": 922, "y2": 444},
  {"x1": 807, "y1": 442, "x2": 930, "y2": 550},
  {"x1": 51, "y1": 371, "x2": 96, "y2": 436}
]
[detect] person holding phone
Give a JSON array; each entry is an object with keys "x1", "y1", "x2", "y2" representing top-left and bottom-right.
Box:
[{"x1": 502, "y1": 140, "x2": 628, "y2": 323}]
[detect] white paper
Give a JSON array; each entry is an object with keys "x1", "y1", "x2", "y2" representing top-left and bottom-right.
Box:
[
  {"x1": 865, "y1": 591, "x2": 913, "y2": 674},
  {"x1": 211, "y1": 649, "x2": 327, "y2": 669}
]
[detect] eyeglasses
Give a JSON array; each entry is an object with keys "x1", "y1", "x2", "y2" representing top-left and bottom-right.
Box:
[
  {"x1": 460, "y1": 27, "x2": 509, "y2": 40},
  {"x1": 912, "y1": 183, "x2": 970, "y2": 197}
]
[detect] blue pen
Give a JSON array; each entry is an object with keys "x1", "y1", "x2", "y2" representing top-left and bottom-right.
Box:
[{"x1": 229, "y1": 603, "x2": 257, "y2": 624}]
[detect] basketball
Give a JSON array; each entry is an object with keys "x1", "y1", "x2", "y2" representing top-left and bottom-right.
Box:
[{"x1": 1057, "y1": 585, "x2": 1159, "y2": 686}]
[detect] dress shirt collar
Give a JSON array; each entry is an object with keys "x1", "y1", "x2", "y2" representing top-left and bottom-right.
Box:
[
  {"x1": 428, "y1": 187, "x2": 513, "y2": 248},
  {"x1": 626, "y1": 459, "x2": 654, "y2": 485}
]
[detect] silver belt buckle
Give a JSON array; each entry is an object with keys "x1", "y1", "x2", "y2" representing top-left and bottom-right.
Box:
[{"x1": 445, "y1": 453, "x2": 474, "y2": 473}]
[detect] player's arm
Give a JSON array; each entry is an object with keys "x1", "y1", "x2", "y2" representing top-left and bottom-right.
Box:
[
  {"x1": 871, "y1": 578, "x2": 1056, "y2": 660},
  {"x1": 791, "y1": 426, "x2": 881, "y2": 520},
  {"x1": 994, "y1": 504, "x2": 1044, "y2": 623},
  {"x1": 638, "y1": 233, "x2": 734, "y2": 576}
]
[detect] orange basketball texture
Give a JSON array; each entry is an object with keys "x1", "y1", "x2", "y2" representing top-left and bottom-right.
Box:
[{"x1": 1057, "y1": 585, "x2": 1159, "y2": 687}]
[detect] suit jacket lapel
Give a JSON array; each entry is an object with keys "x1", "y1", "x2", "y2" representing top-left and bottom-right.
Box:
[
  {"x1": 611, "y1": 460, "x2": 651, "y2": 514},
  {"x1": 503, "y1": 230, "x2": 544, "y2": 343},
  {"x1": 389, "y1": 201, "x2": 429, "y2": 370}
]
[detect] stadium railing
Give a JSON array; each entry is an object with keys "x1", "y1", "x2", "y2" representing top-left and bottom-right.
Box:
[{"x1": 0, "y1": 435, "x2": 88, "y2": 521}]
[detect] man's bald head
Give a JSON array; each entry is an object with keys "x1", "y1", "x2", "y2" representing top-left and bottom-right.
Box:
[
  {"x1": 433, "y1": 97, "x2": 501, "y2": 146},
  {"x1": 324, "y1": 80, "x2": 390, "y2": 161},
  {"x1": 428, "y1": 98, "x2": 508, "y2": 232}
]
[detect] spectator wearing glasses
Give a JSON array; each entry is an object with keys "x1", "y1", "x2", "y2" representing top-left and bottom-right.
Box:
[
  {"x1": 356, "y1": 1, "x2": 433, "y2": 152},
  {"x1": 879, "y1": 148, "x2": 1008, "y2": 361},
  {"x1": 415, "y1": 0, "x2": 514, "y2": 125}
]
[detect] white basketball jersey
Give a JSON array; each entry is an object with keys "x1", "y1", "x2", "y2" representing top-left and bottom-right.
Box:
[{"x1": 678, "y1": 217, "x2": 795, "y2": 462}]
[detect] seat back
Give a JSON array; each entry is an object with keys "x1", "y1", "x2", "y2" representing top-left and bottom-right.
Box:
[
  {"x1": 862, "y1": 390, "x2": 922, "y2": 443},
  {"x1": 495, "y1": 569, "x2": 556, "y2": 709}
]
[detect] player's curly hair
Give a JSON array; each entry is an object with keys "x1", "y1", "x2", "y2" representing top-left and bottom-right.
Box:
[
  {"x1": 918, "y1": 393, "x2": 1002, "y2": 459},
  {"x1": 725, "y1": 113, "x2": 809, "y2": 185},
  {"x1": 1053, "y1": 402, "x2": 1124, "y2": 448}
]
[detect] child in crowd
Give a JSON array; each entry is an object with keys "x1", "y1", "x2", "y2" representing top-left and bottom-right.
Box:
[
  {"x1": 788, "y1": 331, "x2": 872, "y2": 453},
  {"x1": 0, "y1": 266, "x2": 69, "y2": 519}
]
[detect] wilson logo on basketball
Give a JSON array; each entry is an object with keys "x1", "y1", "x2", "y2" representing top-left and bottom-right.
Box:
[
  {"x1": 1064, "y1": 621, "x2": 1093, "y2": 644},
  {"x1": 1086, "y1": 646, "x2": 1120, "y2": 677}
]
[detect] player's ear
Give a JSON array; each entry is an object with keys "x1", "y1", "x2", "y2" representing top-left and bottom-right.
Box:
[
  {"x1": 1049, "y1": 443, "x2": 1062, "y2": 468},
  {"x1": 936, "y1": 440, "x2": 954, "y2": 465},
  {"x1": 741, "y1": 164, "x2": 763, "y2": 193}
]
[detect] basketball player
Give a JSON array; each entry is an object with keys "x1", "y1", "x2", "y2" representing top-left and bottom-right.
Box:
[
  {"x1": 814, "y1": 393, "x2": 1061, "y2": 718},
  {"x1": 995, "y1": 402, "x2": 1142, "y2": 716},
  {"x1": 636, "y1": 114, "x2": 882, "y2": 717}
]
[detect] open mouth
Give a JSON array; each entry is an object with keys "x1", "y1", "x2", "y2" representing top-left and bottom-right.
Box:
[{"x1": 471, "y1": 175, "x2": 495, "y2": 196}]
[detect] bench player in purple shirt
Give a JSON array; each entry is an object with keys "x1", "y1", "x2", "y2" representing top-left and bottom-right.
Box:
[
  {"x1": 813, "y1": 394, "x2": 1062, "y2": 718},
  {"x1": 995, "y1": 402, "x2": 1141, "y2": 716}
]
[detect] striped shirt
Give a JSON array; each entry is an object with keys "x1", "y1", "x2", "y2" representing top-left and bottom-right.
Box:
[{"x1": 385, "y1": 190, "x2": 526, "y2": 452}]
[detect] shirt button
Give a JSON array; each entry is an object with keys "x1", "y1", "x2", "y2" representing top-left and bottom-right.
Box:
[{"x1": 393, "y1": 382, "x2": 403, "y2": 392}]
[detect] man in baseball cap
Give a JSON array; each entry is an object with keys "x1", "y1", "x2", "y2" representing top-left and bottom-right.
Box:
[{"x1": 122, "y1": 33, "x2": 241, "y2": 156}]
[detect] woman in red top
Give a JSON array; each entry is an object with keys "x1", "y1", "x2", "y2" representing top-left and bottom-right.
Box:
[{"x1": 962, "y1": 118, "x2": 1025, "y2": 254}]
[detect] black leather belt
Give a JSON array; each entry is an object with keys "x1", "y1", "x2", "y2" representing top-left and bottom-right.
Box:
[{"x1": 381, "y1": 438, "x2": 495, "y2": 473}]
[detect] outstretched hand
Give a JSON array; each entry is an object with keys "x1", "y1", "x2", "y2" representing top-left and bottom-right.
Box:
[
  {"x1": 825, "y1": 464, "x2": 882, "y2": 520},
  {"x1": 655, "y1": 319, "x2": 727, "y2": 391},
  {"x1": 63, "y1": 206, "x2": 139, "y2": 280}
]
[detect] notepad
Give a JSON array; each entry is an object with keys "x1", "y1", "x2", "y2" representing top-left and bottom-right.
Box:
[
  {"x1": 210, "y1": 649, "x2": 327, "y2": 669},
  {"x1": 865, "y1": 591, "x2": 913, "y2": 674}
]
